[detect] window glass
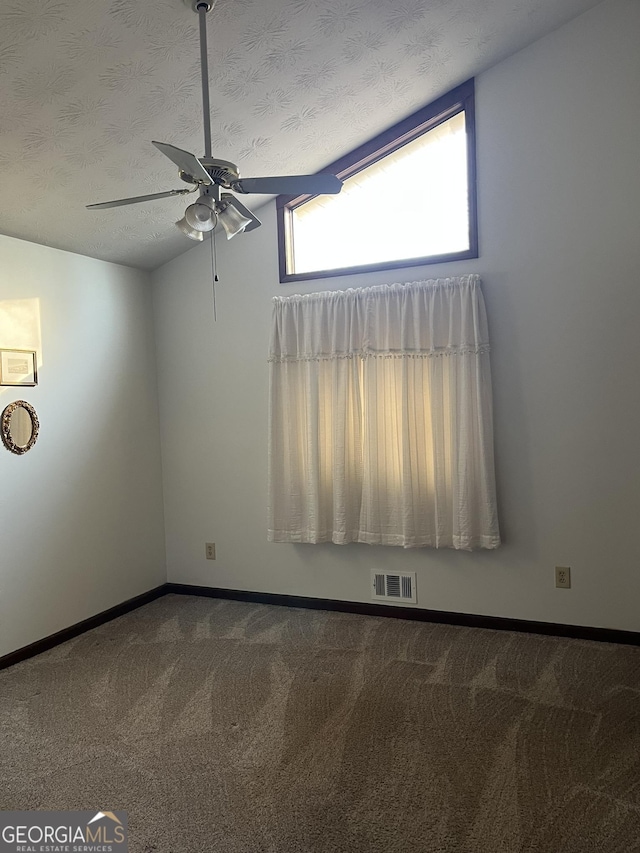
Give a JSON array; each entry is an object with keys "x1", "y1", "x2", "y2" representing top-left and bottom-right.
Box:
[{"x1": 291, "y1": 112, "x2": 468, "y2": 274}]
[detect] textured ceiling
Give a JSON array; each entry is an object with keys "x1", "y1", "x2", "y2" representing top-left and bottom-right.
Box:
[{"x1": 0, "y1": 0, "x2": 603, "y2": 270}]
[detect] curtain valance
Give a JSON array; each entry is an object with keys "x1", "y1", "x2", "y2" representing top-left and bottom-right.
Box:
[{"x1": 270, "y1": 276, "x2": 489, "y2": 360}]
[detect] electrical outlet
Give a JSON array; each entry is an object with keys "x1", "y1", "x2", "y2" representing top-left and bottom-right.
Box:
[
  {"x1": 555, "y1": 566, "x2": 571, "y2": 589},
  {"x1": 205, "y1": 542, "x2": 216, "y2": 560}
]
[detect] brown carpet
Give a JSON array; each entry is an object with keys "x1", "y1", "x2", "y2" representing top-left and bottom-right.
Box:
[{"x1": 1, "y1": 594, "x2": 640, "y2": 852}]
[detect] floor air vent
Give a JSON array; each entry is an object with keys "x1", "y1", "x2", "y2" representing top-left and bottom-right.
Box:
[{"x1": 371, "y1": 571, "x2": 417, "y2": 604}]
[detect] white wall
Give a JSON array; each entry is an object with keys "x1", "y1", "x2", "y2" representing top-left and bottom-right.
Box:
[
  {"x1": 0, "y1": 236, "x2": 166, "y2": 657},
  {"x1": 152, "y1": 0, "x2": 640, "y2": 632}
]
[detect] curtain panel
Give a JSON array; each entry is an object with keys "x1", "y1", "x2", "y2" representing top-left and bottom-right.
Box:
[{"x1": 268, "y1": 275, "x2": 500, "y2": 549}]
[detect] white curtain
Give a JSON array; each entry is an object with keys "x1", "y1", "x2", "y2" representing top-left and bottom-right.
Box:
[{"x1": 268, "y1": 275, "x2": 500, "y2": 550}]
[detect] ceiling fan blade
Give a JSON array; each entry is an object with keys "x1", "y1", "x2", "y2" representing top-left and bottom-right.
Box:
[
  {"x1": 221, "y1": 194, "x2": 261, "y2": 232},
  {"x1": 152, "y1": 141, "x2": 212, "y2": 184},
  {"x1": 231, "y1": 174, "x2": 342, "y2": 196},
  {"x1": 87, "y1": 188, "x2": 195, "y2": 210}
]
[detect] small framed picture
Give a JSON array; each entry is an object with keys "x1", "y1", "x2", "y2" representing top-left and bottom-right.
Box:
[{"x1": 0, "y1": 349, "x2": 38, "y2": 386}]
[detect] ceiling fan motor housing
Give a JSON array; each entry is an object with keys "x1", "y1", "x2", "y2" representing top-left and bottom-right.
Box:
[{"x1": 179, "y1": 158, "x2": 240, "y2": 188}]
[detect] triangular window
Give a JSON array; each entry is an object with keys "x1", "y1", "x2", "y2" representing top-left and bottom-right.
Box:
[{"x1": 277, "y1": 79, "x2": 477, "y2": 282}]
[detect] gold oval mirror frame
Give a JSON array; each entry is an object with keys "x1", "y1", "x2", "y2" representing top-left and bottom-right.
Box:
[{"x1": 1, "y1": 400, "x2": 40, "y2": 455}]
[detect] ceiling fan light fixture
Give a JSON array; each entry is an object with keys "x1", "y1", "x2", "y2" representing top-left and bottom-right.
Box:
[
  {"x1": 217, "y1": 201, "x2": 252, "y2": 239},
  {"x1": 176, "y1": 216, "x2": 205, "y2": 241}
]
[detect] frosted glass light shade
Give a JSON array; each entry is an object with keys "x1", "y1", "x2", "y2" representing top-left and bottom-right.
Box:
[
  {"x1": 184, "y1": 201, "x2": 216, "y2": 232},
  {"x1": 217, "y1": 203, "x2": 251, "y2": 239},
  {"x1": 176, "y1": 217, "x2": 204, "y2": 241}
]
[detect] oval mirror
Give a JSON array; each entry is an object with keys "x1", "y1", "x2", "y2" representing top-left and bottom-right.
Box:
[{"x1": 1, "y1": 400, "x2": 39, "y2": 455}]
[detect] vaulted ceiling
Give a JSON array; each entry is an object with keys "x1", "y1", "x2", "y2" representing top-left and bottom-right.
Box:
[{"x1": 0, "y1": 0, "x2": 603, "y2": 270}]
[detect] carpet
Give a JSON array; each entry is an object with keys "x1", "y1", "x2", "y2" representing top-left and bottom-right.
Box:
[{"x1": 1, "y1": 594, "x2": 640, "y2": 852}]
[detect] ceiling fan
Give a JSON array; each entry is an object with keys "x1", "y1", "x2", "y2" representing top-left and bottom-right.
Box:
[{"x1": 87, "y1": 0, "x2": 342, "y2": 241}]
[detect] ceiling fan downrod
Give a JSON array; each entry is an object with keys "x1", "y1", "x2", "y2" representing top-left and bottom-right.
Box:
[{"x1": 193, "y1": 0, "x2": 217, "y2": 158}]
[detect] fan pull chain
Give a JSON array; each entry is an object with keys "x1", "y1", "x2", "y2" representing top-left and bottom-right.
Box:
[{"x1": 210, "y1": 231, "x2": 218, "y2": 322}]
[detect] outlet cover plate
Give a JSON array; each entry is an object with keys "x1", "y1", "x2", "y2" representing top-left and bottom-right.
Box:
[
  {"x1": 555, "y1": 566, "x2": 571, "y2": 589},
  {"x1": 206, "y1": 542, "x2": 216, "y2": 560}
]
